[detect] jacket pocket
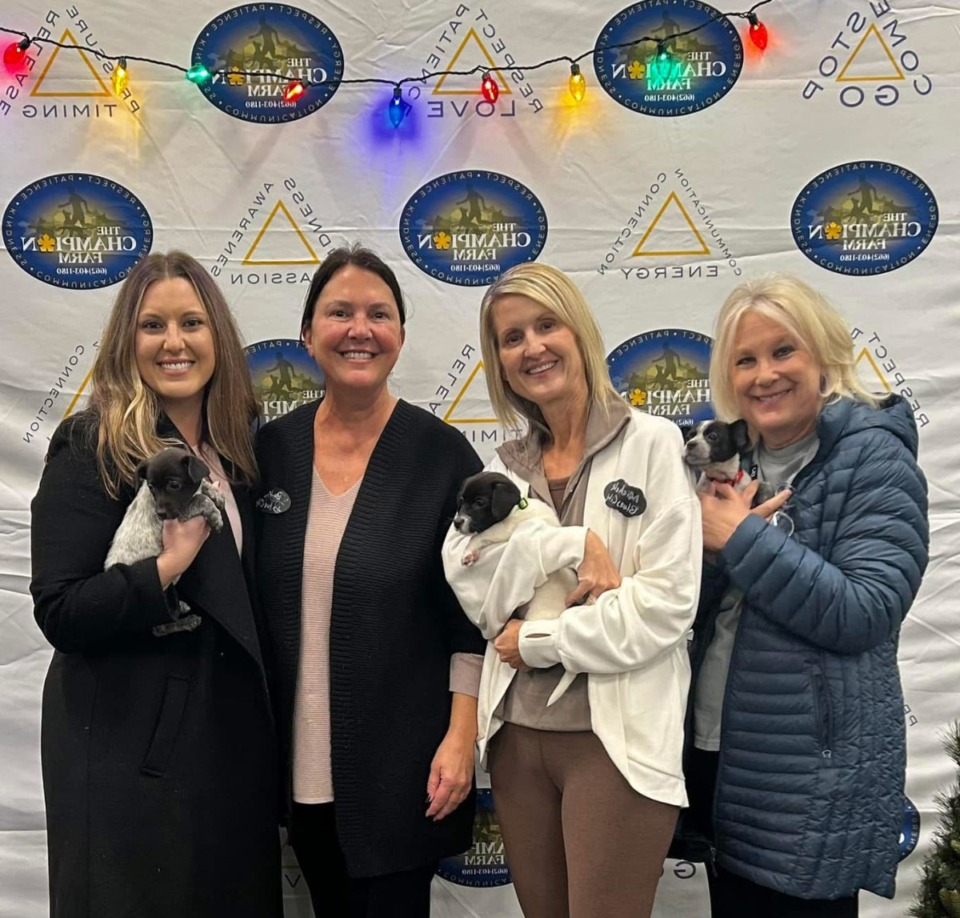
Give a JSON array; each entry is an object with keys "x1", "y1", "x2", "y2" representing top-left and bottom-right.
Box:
[
  {"x1": 140, "y1": 675, "x2": 190, "y2": 777},
  {"x1": 810, "y1": 667, "x2": 834, "y2": 764}
]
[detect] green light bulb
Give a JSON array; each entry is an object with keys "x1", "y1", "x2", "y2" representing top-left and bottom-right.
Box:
[{"x1": 186, "y1": 63, "x2": 211, "y2": 85}]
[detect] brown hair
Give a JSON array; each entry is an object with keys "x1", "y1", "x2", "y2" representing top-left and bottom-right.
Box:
[
  {"x1": 90, "y1": 251, "x2": 258, "y2": 496},
  {"x1": 300, "y1": 244, "x2": 406, "y2": 337}
]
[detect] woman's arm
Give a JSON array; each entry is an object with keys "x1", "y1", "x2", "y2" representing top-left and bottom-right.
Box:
[
  {"x1": 30, "y1": 424, "x2": 193, "y2": 652},
  {"x1": 425, "y1": 692, "x2": 478, "y2": 821},
  {"x1": 519, "y1": 495, "x2": 702, "y2": 673},
  {"x1": 517, "y1": 421, "x2": 702, "y2": 674},
  {"x1": 442, "y1": 514, "x2": 589, "y2": 641},
  {"x1": 721, "y1": 437, "x2": 928, "y2": 654}
]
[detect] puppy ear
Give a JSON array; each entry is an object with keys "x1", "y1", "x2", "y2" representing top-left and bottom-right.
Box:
[
  {"x1": 730, "y1": 419, "x2": 751, "y2": 454},
  {"x1": 491, "y1": 477, "x2": 522, "y2": 521},
  {"x1": 681, "y1": 424, "x2": 697, "y2": 444},
  {"x1": 136, "y1": 458, "x2": 150, "y2": 481},
  {"x1": 181, "y1": 453, "x2": 210, "y2": 484}
]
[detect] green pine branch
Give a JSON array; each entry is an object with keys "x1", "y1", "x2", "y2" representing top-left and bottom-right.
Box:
[{"x1": 911, "y1": 722, "x2": 960, "y2": 918}]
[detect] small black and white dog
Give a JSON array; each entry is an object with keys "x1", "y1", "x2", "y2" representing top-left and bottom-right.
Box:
[
  {"x1": 682, "y1": 419, "x2": 751, "y2": 492},
  {"x1": 105, "y1": 447, "x2": 225, "y2": 636},
  {"x1": 682, "y1": 419, "x2": 777, "y2": 505},
  {"x1": 453, "y1": 471, "x2": 580, "y2": 706}
]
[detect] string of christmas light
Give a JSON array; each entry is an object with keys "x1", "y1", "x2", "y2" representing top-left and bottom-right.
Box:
[{"x1": 2, "y1": 0, "x2": 774, "y2": 124}]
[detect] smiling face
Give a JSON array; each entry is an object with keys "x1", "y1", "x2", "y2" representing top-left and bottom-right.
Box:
[
  {"x1": 134, "y1": 277, "x2": 216, "y2": 422},
  {"x1": 301, "y1": 264, "x2": 404, "y2": 395},
  {"x1": 731, "y1": 310, "x2": 823, "y2": 449},
  {"x1": 492, "y1": 294, "x2": 587, "y2": 416}
]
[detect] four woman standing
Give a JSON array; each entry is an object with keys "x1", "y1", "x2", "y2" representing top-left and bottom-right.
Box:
[{"x1": 31, "y1": 250, "x2": 928, "y2": 918}]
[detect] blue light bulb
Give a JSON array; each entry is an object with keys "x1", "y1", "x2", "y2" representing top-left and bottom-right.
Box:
[{"x1": 388, "y1": 86, "x2": 405, "y2": 128}]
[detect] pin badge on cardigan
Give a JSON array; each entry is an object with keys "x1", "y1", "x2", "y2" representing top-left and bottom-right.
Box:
[
  {"x1": 256, "y1": 489, "x2": 291, "y2": 514},
  {"x1": 604, "y1": 479, "x2": 646, "y2": 517}
]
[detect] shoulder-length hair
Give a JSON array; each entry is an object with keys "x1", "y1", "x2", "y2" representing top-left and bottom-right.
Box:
[
  {"x1": 300, "y1": 244, "x2": 406, "y2": 337},
  {"x1": 709, "y1": 273, "x2": 881, "y2": 421},
  {"x1": 90, "y1": 251, "x2": 258, "y2": 496},
  {"x1": 478, "y1": 263, "x2": 620, "y2": 444}
]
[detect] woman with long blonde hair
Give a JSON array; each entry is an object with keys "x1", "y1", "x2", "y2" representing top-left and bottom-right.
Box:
[{"x1": 31, "y1": 251, "x2": 280, "y2": 918}]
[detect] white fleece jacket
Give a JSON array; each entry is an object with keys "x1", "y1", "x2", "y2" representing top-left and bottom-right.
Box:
[{"x1": 442, "y1": 410, "x2": 702, "y2": 806}]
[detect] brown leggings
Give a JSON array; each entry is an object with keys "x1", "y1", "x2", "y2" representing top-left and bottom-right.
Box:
[{"x1": 489, "y1": 724, "x2": 679, "y2": 918}]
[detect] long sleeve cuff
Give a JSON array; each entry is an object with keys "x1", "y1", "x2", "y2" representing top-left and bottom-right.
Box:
[
  {"x1": 449, "y1": 652, "x2": 483, "y2": 696},
  {"x1": 519, "y1": 618, "x2": 562, "y2": 669}
]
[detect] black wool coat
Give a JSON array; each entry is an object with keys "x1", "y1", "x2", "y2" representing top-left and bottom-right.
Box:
[
  {"x1": 30, "y1": 413, "x2": 281, "y2": 918},
  {"x1": 255, "y1": 399, "x2": 485, "y2": 877}
]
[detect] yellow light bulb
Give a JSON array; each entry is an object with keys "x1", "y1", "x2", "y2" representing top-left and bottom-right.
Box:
[
  {"x1": 569, "y1": 63, "x2": 586, "y2": 103},
  {"x1": 112, "y1": 58, "x2": 128, "y2": 95}
]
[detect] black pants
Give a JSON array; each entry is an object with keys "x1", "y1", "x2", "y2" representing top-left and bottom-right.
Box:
[
  {"x1": 289, "y1": 802, "x2": 438, "y2": 918},
  {"x1": 686, "y1": 748, "x2": 859, "y2": 918}
]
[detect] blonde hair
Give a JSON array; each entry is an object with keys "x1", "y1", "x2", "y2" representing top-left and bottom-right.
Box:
[
  {"x1": 709, "y1": 273, "x2": 881, "y2": 421},
  {"x1": 479, "y1": 263, "x2": 620, "y2": 443},
  {"x1": 90, "y1": 251, "x2": 258, "y2": 496}
]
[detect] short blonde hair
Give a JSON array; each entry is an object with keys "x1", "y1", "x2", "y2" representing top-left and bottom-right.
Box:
[
  {"x1": 709, "y1": 274, "x2": 881, "y2": 421},
  {"x1": 479, "y1": 263, "x2": 620, "y2": 443}
]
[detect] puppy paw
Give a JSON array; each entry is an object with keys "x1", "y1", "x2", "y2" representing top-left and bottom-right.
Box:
[
  {"x1": 462, "y1": 550, "x2": 479, "y2": 566},
  {"x1": 201, "y1": 478, "x2": 226, "y2": 510},
  {"x1": 203, "y1": 503, "x2": 224, "y2": 533},
  {"x1": 183, "y1": 494, "x2": 224, "y2": 532}
]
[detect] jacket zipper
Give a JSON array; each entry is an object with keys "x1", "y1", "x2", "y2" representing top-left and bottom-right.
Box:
[
  {"x1": 810, "y1": 664, "x2": 834, "y2": 763},
  {"x1": 711, "y1": 598, "x2": 748, "y2": 845}
]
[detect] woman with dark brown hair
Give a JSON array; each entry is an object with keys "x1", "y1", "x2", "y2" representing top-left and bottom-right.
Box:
[{"x1": 256, "y1": 244, "x2": 485, "y2": 918}]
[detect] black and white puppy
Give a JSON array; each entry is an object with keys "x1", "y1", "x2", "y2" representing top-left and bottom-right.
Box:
[
  {"x1": 453, "y1": 471, "x2": 580, "y2": 706},
  {"x1": 682, "y1": 419, "x2": 751, "y2": 492},
  {"x1": 682, "y1": 419, "x2": 777, "y2": 504},
  {"x1": 105, "y1": 447, "x2": 225, "y2": 636}
]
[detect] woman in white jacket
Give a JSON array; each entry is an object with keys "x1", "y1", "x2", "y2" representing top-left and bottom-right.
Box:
[{"x1": 442, "y1": 263, "x2": 702, "y2": 918}]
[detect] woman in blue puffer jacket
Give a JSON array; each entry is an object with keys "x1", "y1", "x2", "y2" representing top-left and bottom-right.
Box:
[{"x1": 684, "y1": 274, "x2": 928, "y2": 917}]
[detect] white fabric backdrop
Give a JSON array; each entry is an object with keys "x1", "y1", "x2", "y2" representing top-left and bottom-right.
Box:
[{"x1": 1, "y1": 1, "x2": 957, "y2": 915}]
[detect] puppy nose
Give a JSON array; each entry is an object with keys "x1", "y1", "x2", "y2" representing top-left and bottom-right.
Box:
[{"x1": 453, "y1": 515, "x2": 466, "y2": 533}]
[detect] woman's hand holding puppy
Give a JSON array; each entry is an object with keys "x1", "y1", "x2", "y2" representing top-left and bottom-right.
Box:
[
  {"x1": 699, "y1": 480, "x2": 791, "y2": 553},
  {"x1": 567, "y1": 529, "x2": 622, "y2": 607},
  {"x1": 156, "y1": 516, "x2": 211, "y2": 589},
  {"x1": 493, "y1": 620, "x2": 530, "y2": 671},
  {"x1": 494, "y1": 530, "x2": 622, "y2": 671}
]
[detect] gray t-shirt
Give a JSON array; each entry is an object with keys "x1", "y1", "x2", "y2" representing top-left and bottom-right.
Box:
[{"x1": 693, "y1": 430, "x2": 819, "y2": 751}]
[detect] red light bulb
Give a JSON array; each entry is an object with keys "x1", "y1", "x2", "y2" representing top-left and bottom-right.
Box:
[
  {"x1": 748, "y1": 18, "x2": 768, "y2": 51},
  {"x1": 283, "y1": 79, "x2": 305, "y2": 102},
  {"x1": 481, "y1": 72, "x2": 499, "y2": 104},
  {"x1": 3, "y1": 40, "x2": 28, "y2": 75}
]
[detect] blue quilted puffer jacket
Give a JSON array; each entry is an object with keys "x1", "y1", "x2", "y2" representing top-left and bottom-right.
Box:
[{"x1": 691, "y1": 394, "x2": 928, "y2": 899}]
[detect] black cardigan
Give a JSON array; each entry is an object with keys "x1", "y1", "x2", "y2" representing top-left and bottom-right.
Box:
[{"x1": 255, "y1": 398, "x2": 484, "y2": 877}]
